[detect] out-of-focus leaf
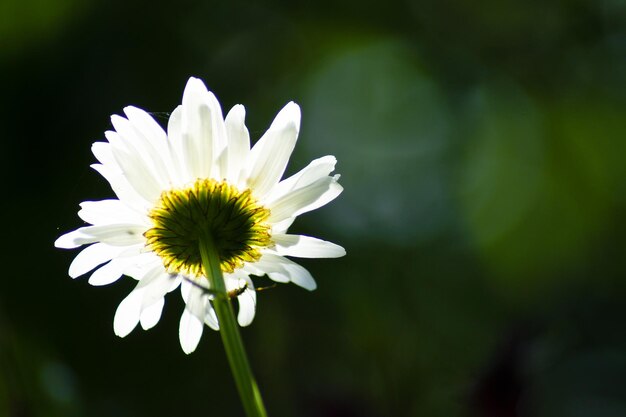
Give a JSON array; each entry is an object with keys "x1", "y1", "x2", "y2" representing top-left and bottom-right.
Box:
[
  {"x1": 0, "y1": 0, "x2": 89, "y2": 58},
  {"x1": 302, "y1": 38, "x2": 453, "y2": 245},
  {"x1": 457, "y1": 81, "x2": 615, "y2": 294}
]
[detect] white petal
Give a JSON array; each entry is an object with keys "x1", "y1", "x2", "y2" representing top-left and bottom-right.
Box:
[
  {"x1": 88, "y1": 259, "x2": 126, "y2": 286},
  {"x1": 263, "y1": 155, "x2": 337, "y2": 205},
  {"x1": 105, "y1": 130, "x2": 162, "y2": 203},
  {"x1": 123, "y1": 106, "x2": 168, "y2": 144},
  {"x1": 180, "y1": 278, "x2": 193, "y2": 300},
  {"x1": 91, "y1": 142, "x2": 120, "y2": 169},
  {"x1": 166, "y1": 105, "x2": 188, "y2": 185},
  {"x1": 68, "y1": 243, "x2": 125, "y2": 278},
  {"x1": 224, "y1": 104, "x2": 251, "y2": 185},
  {"x1": 237, "y1": 287, "x2": 256, "y2": 327},
  {"x1": 240, "y1": 261, "x2": 271, "y2": 278},
  {"x1": 84, "y1": 224, "x2": 146, "y2": 245},
  {"x1": 113, "y1": 264, "x2": 178, "y2": 334},
  {"x1": 268, "y1": 176, "x2": 343, "y2": 223},
  {"x1": 88, "y1": 251, "x2": 143, "y2": 286},
  {"x1": 142, "y1": 271, "x2": 179, "y2": 308},
  {"x1": 253, "y1": 267, "x2": 289, "y2": 282},
  {"x1": 140, "y1": 297, "x2": 164, "y2": 330},
  {"x1": 115, "y1": 109, "x2": 174, "y2": 187},
  {"x1": 94, "y1": 128, "x2": 166, "y2": 204},
  {"x1": 179, "y1": 282, "x2": 210, "y2": 353},
  {"x1": 208, "y1": 98, "x2": 228, "y2": 179},
  {"x1": 245, "y1": 102, "x2": 300, "y2": 198},
  {"x1": 246, "y1": 254, "x2": 317, "y2": 290},
  {"x1": 181, "y1": 85, "x2": 213, "y2": 178},
  {"x1": 180, "y1": 77, "x2": 226, "y2": 179},
  {"x1": 122, "y1": 253, "x2": 163, "y2": 280},
  {"x1": 55, "y1": 229, "x2": 91, "y2": 249},
  {"x1": 204, "y1": 305, "x2": 219, "y2": 330},
  {"x1": 55, "y1": 224, "x2": 145, "y2": 248},
  {"x1": 225, "y1": 271, "x2": 249, "y2": 290},
  {"x1": 212, "y1": 114, "x2": 229, "y2": 180},
  {"x1": 166, "y1": 274, "x2": 184, "y2": 293},
  {"x1": 179, "y1": 296, "x2": 205, "y2": 354},
  {"x1": 272, "y1": 234, "x2": 346, "y2": 258},
  {"x1": 78, "y1": 199, "x2": 146, "y2": 226},
  {"x1": 113, "y1": 289, "x2": 143, "y2": 337},
  {"x1": 278, "y1": 259, "x2": 317, "y2": 291},
  {"x1": 271, "y1": 217, "x2": 296, "y2": 235},
  {"x1": 180, "y1": 276, "x2": 210, "y2": 300},
  {"x1": 91, "y1": 163, "x2": 150, "y2": 211},
  {"x1": 179, "y1": 309, "x2": 204, "y2": 354}
]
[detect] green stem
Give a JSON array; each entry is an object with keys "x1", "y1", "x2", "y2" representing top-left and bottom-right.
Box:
[{"x1": 199, "y1": 233, "x2": 268, "y2": 417}]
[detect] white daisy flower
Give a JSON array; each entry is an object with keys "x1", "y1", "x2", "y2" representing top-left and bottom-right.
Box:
[{"x1": 55, "y1": 77, "x2": 345, "y2": 354}]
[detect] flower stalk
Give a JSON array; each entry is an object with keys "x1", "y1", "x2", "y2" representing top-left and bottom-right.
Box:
[{"x1": 199, "y1": 232, "x2": 268, "y2": 417}]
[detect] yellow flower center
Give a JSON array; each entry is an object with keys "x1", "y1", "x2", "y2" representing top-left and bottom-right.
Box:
[{"x1": 144, "y1": 179, "x2": 272, "y2": 276}]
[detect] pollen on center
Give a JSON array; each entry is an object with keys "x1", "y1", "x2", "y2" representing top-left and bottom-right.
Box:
[{"x1": 144, "y1": 179, "x2": 272, "y2": 277}]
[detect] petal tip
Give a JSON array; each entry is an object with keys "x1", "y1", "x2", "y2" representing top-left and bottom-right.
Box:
[
  {"x1": 113, "y1": 323, "x2": 133, "y2": 338},
  {"x1": 271, "y1": 101, "x2": 301, "y2": 133},
  {"x1": 53, "y1": 235, "x2": 66, "y2": 248},
  {"x1": 184, "y1": 77, "x2": 209, "y2": 96},
  {"x1": 179, "y1": 309, "x2": 203, "y2": 354},
  {"x1": 226, "y1": 104, "x2": 246, "y2": 122},
  {"x1": 54, "y1": 232, "x2": 80, "y2": 249},
  {"x1": 284, "y1": 102, "x2": 301, "y2": 127}
]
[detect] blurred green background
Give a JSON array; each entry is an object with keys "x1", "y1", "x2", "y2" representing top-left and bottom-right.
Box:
[{"x1": 1, "y1": 0, "x2": 626, "y2": 416}]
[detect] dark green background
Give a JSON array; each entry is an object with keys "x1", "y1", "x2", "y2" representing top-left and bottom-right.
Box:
[{"x1": 1, "y1": 0, "x2": 625, "y2": 416}]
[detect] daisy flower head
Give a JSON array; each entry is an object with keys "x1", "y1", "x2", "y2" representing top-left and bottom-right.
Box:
[{"x1": 55, "y1": 77, "x2": 345, "y2": 354}]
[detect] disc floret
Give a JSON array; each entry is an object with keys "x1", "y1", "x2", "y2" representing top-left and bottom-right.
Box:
[{"x1": 144, "y1": 179, "x2": 272, "y2": 276}]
